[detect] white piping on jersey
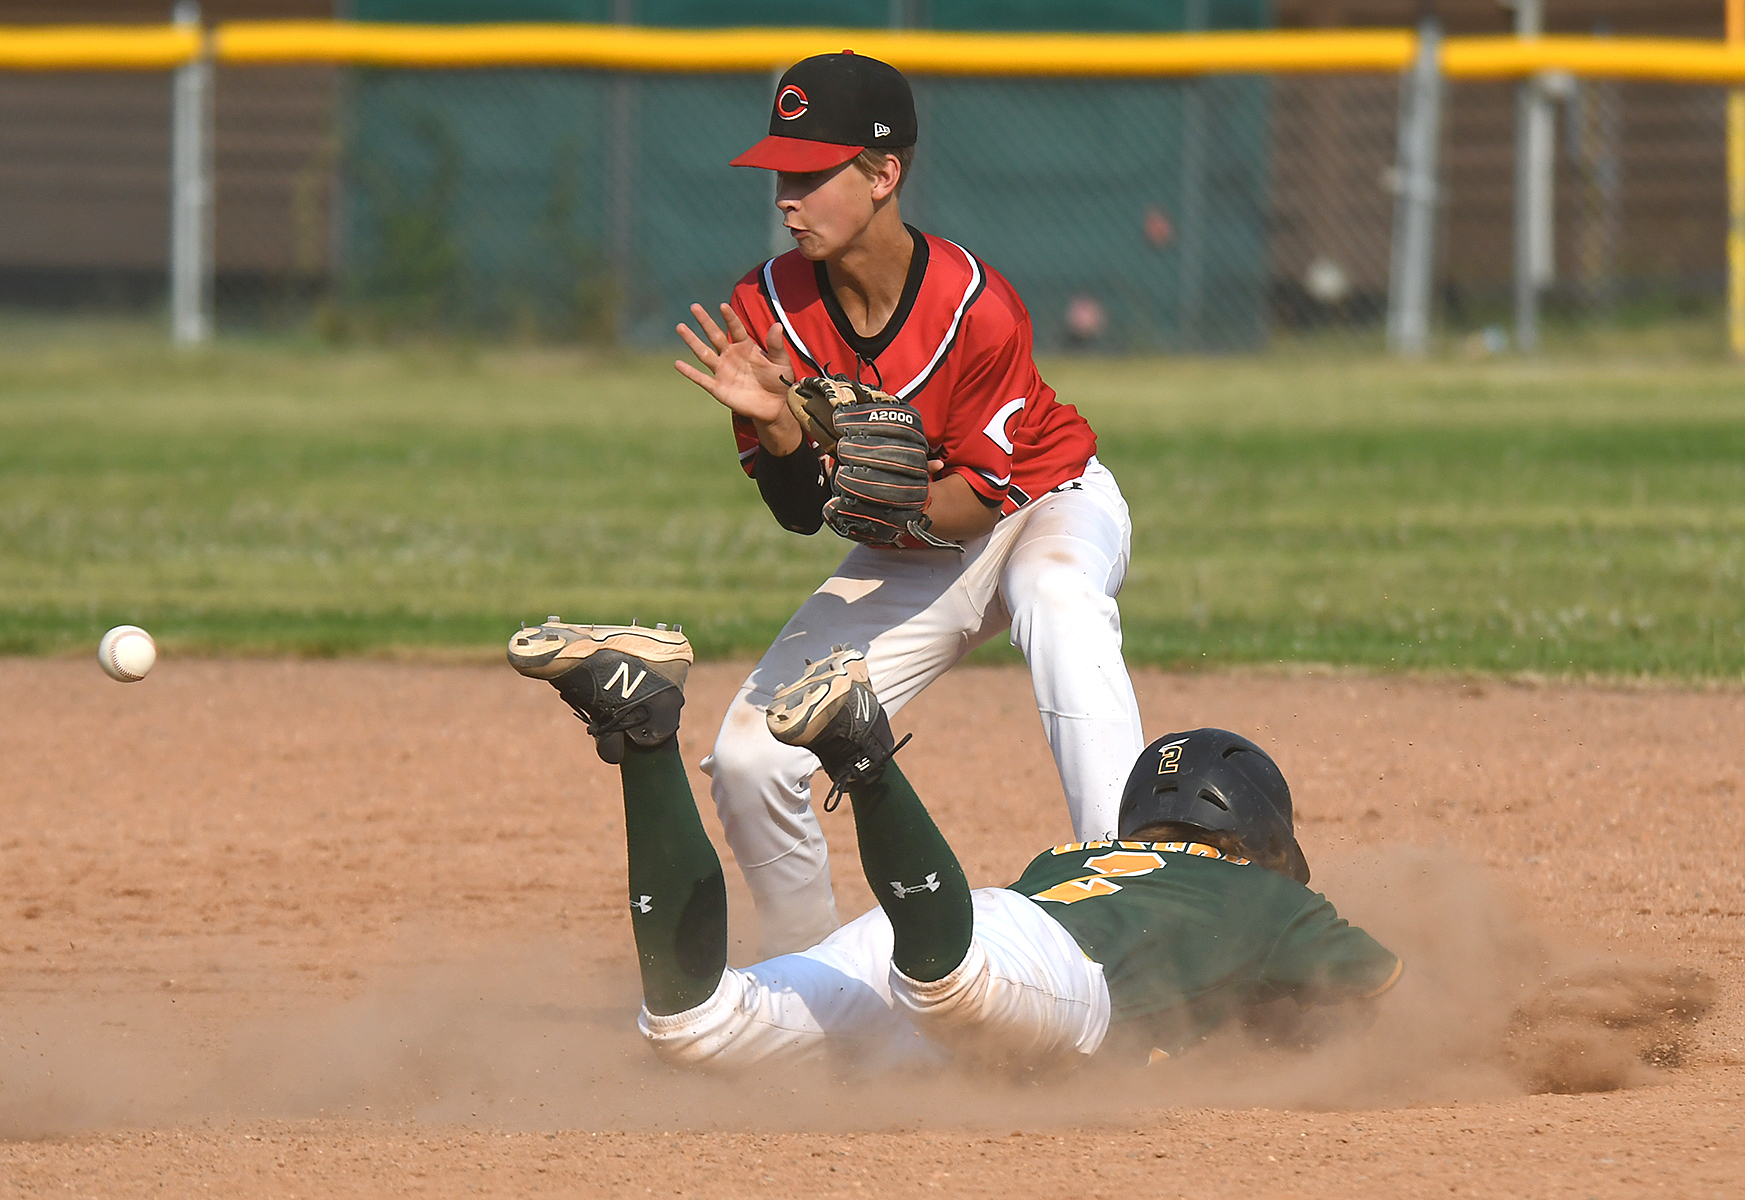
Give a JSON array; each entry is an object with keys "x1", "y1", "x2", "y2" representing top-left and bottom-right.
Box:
[
  {"x1": 761, "y1": 240, "x2": 984, "y2": 399},
  {"x1": 761, "y1": 257, "x2": 823, "y2": 372},
  {"x1": 738, "y1": 446, "x2": 758, "y2": 463},
  {"x1": 892, "y1": 239, "x2": 983, "y2": 400},
  {"x1": 970, "y1": 466, "x2": 1012, "y2": 489},
  {"x1": 982, "y1": 395, "x2": 1026, "y2": 455}
]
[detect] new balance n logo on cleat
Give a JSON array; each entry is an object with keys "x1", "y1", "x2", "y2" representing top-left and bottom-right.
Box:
[
  {"x1": 889, "y1": 872, "x2": 941, "y2": 898},
  {"x1": 606, "y1": 661, "x2": 647, "y2": 699},
  {"x1": 504, "y1": 620, "x2": 693, "y2": 763}
]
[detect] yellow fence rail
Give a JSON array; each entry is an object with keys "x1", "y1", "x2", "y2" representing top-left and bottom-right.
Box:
[
  {"x1": 211, "y1": 25, "x2": 1415, "y2": 75},
  {"x1": 2, "y1": 23, "x2": 1745, "y2": 84},
  {"x1": 1443, "y1": 36, "x2": 1745, "y2": 85},
  {"x1": 0, "y1": 24, "x2": 201, "y2": 70}
]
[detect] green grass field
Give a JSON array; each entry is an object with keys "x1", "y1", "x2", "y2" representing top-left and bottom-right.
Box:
[{"x1": 2, "y1": 317, "x2": 1742, "y2": 679}]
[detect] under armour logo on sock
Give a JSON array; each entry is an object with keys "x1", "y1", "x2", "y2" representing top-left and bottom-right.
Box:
[
  {"x1": 889, "y1": 873, "x2": 940, "y2": 898},
  {"x1": 631, "y1": 895, "x2": 653, "y2": 913}
]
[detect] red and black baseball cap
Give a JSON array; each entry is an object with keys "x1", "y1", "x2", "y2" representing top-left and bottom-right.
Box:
[{"x1": 731, "y1": 51, "x2": 917, "y2": 173}]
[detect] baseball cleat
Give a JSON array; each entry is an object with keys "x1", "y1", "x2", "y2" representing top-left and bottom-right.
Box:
[
  {"x1": 508, "y1": 618, "x2": 692, "y2": 763},
  {"x1": 766, "y1": 646, "x2": 908, "y2": 809}
]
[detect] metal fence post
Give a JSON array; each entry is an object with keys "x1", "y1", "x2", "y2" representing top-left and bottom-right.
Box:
[
  {"x1": 1386, "y1": 15, "x2": 1442, "y2": 357},
  {"x1": 1511, "y1": 0, "x2": 1553, "y2": 355},
  {"x1": 169, "y1": 0, "x2": 213, "y2": 345}
]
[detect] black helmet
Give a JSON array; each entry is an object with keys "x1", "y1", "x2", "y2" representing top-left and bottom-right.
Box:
[{"x1": 1116, "y1": 729, "x2": 1310, "y2": 884}]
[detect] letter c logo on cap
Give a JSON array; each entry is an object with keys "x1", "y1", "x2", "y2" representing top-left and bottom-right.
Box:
[{"x1": 776, "y1": 85, "x2": 809, "y2": 120}]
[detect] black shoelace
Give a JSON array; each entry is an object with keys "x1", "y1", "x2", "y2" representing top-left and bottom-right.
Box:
[{"x1": 821, "y1": 732, "x2": 913, "y2": 813}]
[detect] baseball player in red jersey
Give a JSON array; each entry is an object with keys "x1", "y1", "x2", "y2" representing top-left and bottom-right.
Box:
[{"x1": 675, "y1": 52, "x2": 1146, "y2": 956}]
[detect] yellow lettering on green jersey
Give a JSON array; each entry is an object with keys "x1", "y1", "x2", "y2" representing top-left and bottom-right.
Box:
[
  {"x1": 1031, "y1": 876, "x2": 1124, "y2": 904},
  {"x1": 1083, "y1": 850, "x2": 1168, "y2": 877}
]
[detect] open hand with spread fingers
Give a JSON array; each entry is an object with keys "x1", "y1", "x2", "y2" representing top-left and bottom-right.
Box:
[{"x1": 674, "y1": 303, "x2": 804, "y2": 453}]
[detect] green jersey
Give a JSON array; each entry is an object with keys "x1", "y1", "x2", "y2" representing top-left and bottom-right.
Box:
[{"x1": 1008, "y1": 840, "x2": 1401, "y2": 1056}]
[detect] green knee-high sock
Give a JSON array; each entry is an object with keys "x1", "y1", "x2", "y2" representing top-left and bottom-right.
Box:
[
  {"x1": 847, "y1": 760, "x2": 973, "y2": 982},
  {"x1": 618, "y1": 740, "x2": 727, "y2": 1015}
]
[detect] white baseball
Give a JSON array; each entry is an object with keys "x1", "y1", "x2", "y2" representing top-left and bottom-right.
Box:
[{"x1": 98, "y1": 625, "x2": 157, "y2": 682}]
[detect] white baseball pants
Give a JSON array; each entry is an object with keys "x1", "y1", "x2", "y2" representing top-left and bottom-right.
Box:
[
  {"x1": 702, "y1": 459, "x2": 1146, "y2": 955},
  {"x1": 639, "y1": 886, "x2": 1110, "y2": 1072}
]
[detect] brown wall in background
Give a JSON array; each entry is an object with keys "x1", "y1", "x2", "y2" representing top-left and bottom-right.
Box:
[
  {"x1": 0, "y1": 2, "x2": 336, "y2": 305},
  {"x1": 1268, "y1": 3, "x2": 1726, "y2": 319}
]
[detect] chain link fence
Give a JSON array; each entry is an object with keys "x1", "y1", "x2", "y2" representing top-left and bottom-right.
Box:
[
  {"x1": 0, "y1": 60, "x2": 1730, "y2": 353},
  {"x1": 1434, "y1": 77, "x2": 1727, "y2": 341}
]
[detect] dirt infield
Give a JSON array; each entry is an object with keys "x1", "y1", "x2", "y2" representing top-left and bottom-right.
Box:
[{"x1": 1, "y1": 656, "x2": 1740, "y2": 1198}]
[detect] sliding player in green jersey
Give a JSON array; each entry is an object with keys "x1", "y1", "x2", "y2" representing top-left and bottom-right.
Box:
[{"x1": 508, "y1": 620, "x2": 1400, "y2": 1070}]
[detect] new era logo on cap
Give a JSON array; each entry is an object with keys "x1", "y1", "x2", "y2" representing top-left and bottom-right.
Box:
[{"x1": 730, "y1": 52, "x2": 917, "y2": 173}]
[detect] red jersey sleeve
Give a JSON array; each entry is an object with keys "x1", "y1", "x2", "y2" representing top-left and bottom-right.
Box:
[
  {"x1": 727, "y1": 270, "x2": 778, "y2": 478},
  {"x1": 932, "y1": 312, "x2": 1040, "y2": 507}
]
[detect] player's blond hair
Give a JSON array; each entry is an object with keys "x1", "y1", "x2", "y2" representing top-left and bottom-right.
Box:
[
  {"x1": 1129, "y1": 821, "x2": 1291, "y2": 874},
  {"x1": 851, "y1": 145, "x2": 914, "y2": 195}
]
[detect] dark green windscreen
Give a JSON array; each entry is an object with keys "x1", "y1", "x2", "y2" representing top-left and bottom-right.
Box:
[
  {"x1": 353, "y1": 1, "x2": 1267, "y2": 26},
  {"x1": 341, "y1": 1, "x2": 1274, "y2": 351},
  {"x1": 929, "y1": 1, "x2": 1267, "y2": 31},
  {"x1": 355, "y1": 1, "x2": 613, "y2": 20},
  {"x1": 354, "y1": 1, "x2": 892, "y2": 23}
]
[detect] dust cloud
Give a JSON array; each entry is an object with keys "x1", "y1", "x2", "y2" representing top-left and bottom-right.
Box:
[{"x1": 0, "y1": 849, "x2": 1710, "y2": 1139}]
